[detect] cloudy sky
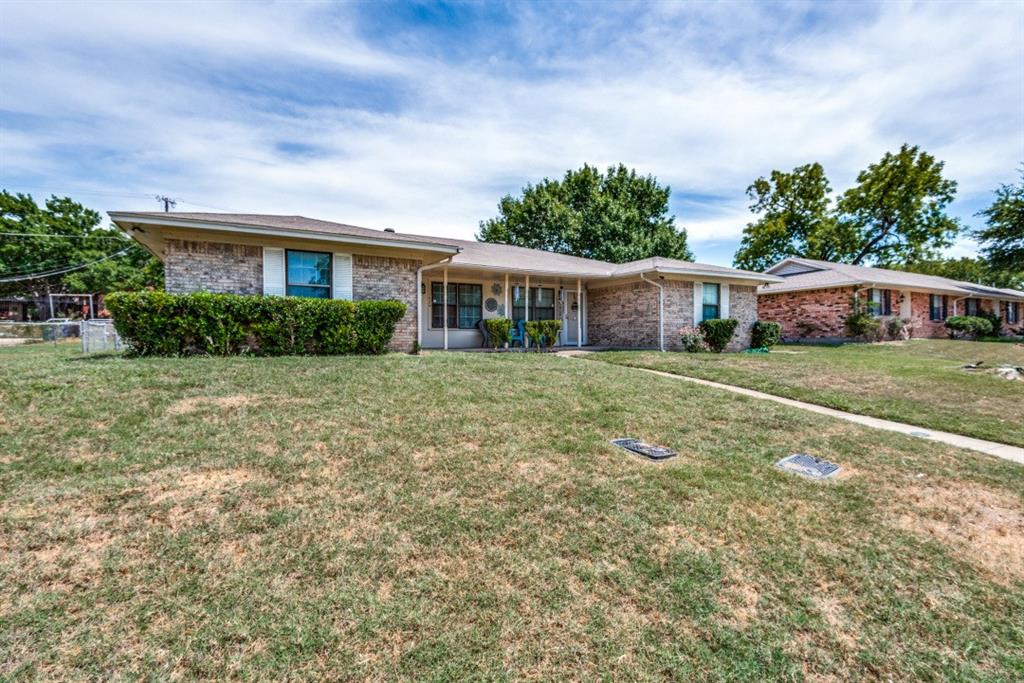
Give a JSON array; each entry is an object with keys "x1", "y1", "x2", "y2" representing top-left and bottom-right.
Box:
[{"x1": 1, "y1": 0, "x2": 1021, "y2": 266}]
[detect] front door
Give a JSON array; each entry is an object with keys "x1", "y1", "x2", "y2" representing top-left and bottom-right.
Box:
[{"x1": 565, "y1": 291, "x2": 580, "y2": 345}]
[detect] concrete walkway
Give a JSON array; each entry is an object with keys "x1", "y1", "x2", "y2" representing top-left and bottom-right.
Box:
[{"x1": 558, "y1": 351, "x2": 1024, "y2": 465}]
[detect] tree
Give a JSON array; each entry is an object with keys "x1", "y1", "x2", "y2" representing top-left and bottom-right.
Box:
[
  {"x1": 892, "y1": 257, "x2": 1023, "y2": 290},
  {"x1": 975, "y1": 170, "x2": 1024, "y2": 272},
  {"x1": 836, "y1": 144, "x2": 960, "y2": 265},
  {"x1": 477, "y1": 164, "x2": 693, "y2": 263},
  {"x1": 0, "y1": 191, "x2": 163, "y2": 298},
  {"x1": 733, "y1": 163, "x2": 856, "y2": 271}
]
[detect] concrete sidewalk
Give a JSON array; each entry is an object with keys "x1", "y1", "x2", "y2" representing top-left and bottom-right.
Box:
[{"x1": 559, "y1": 351, "x2": 1024, "y2": 465}]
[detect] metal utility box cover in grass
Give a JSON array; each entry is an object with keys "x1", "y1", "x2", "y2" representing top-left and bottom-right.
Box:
[
  {"x1": 775, "y1": 453, "x2": 841, "y2": 480},
  {"x1": 611, "y1": 438, "x2": 677, "y2": 461}
]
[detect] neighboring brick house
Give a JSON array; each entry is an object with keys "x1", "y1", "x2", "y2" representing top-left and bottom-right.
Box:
[
  {"x1": 757, "y1": 258, "x2": 1024, "y2": 341},
  {"x1": 110, "y1": 212, "x2": 780, "y2": 352}
]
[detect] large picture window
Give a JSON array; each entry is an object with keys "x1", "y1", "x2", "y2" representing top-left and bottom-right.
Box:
[
  {"x1": 431, "y1": 283, "x2": 482, "y2": 329},
  {"x1": 929, "y1": 294, "x2": 947, "y2": 322},
  {"x1": 286, "y1": 250, "x2": 331, "y2": 298},
  {"x1": 512, "y1": 287, "x2": 556, "y2": 321},
  {"x1": 702, "y1": 283, "x2": 720, "y2": 321}
]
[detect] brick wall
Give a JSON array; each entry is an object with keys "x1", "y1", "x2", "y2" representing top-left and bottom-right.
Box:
[
  {"x1": 588, "y1": 281, "x2": 660, "y2": 348},
  {"x1": 164, "y1": 239, "x2": 262, "y2": 295},
  {"x1": 908, "y1": 292, "x2": 948, "y2": 339},
  {"x1": 352, "y1": 254, "x2": 421, "y2": 352},
  {"x1": 588, "y1": 280, "x2": 757, "y2": 350},
  {"x1": 757, "y1": 287, "x2": 855, "y2": 340}
]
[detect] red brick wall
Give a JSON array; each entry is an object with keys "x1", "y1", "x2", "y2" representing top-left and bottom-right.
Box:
[
  {"x1": 757, "y1": 287, "x2": 855, "y2": 340},
  {"x1": 588, "y1": 281, "x2": 660, "y2": 348},
  {"x1": 908, "y1": 292, "x2": 948, "y2": 339},
  {"x1": 353, "y1": 254, "x2": 422, "y2": 352}
]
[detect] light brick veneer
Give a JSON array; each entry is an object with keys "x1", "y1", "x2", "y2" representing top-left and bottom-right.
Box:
[
  {"x1": 352, "y1": 254, "x2": 421, "y2": 352},
  {"x1": 588, "y1": 279, "x2": 756, "y2": 350},
  {"x1": 757, "y1": 287, "x2": 855, "y2": 340},
  {"x1": 164, "y1": 239, "x2": 263, "y2": 295}
]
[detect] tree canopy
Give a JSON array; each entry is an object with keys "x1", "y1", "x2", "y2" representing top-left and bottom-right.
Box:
[
  {"x1": 891, "y1": 257, "x2": 1022, "y2": 291},
  {"x1": 0, "y1": 191, "x2": 162, "y2": 298},
  {"x1": 477, "y1": 164, "x2": 693, "y2": 263},
  {"x1": 733, "y1": 145, "x2": 961, "y2": 270},
  {"x1": 975, "y1": 170, "x2": 1024, "y2": 273}
]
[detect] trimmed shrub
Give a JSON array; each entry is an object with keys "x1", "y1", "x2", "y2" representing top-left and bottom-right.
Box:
[
  {"x1": 484, "y1": 317, "x2": 513, "y2": 349},
  {"x1": 945, "y1": 315, "x2": 993, "y2": 339},
  {"x1": 105, "y1": 290, "x2": 406, "y2": 356},
  {"x1": 699, "y1": 318, "x2": 739, "y2": 353},
  {"x1": 885, "y1": 317, "x2": 909, "y2": 340},
  {"x1": 678, "y1": 326, "x2": 706, "y2": 352},
  {"x1": 524, "y1": 319, "x2": 562, "y2": 350},
  {"x1": 750, "y1": 321, "x2": 781, "y2": 349},
  {"x1": 978, "y1": 310, "x2": 1002, "y2": 337}
]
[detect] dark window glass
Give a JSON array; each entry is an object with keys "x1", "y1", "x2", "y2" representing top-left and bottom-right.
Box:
[
  {"x1": 965, "y1": 298, "x2": 979, "y2": 316},
  {"x1": 1008, "y1": 302, "x2": 1019, "y2": 324},
  {"x1": 286, "y1": 250, "x2": 331, "y2": 298},
  {"x1": 511, "y1": 286, "x2": 555, "y2": 321},
  {"x1": 431, "y1": 283, "x2": 481, "y2": 329},
  {"x1": 929, "y1": 294, "x2": 947, "y2": 321},
  {"x1": 869, "y1": 288, "x2": 892, "y2": 316},
  {"x1": 702, "y1": 283, "x2": 720, "y2": 320}
]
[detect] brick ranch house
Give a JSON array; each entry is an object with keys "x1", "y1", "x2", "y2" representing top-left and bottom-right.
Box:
[
  {"x1": 109, "y1": 212, "x2": 782, "y2": 352},
  {"x1": 758, "y1": 257, "x2": 1024, "y2": 341}
]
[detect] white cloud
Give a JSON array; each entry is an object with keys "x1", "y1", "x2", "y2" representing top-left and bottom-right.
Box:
[{"x1": 1, "y1": 0, "x2": 1020, "y2": 265}]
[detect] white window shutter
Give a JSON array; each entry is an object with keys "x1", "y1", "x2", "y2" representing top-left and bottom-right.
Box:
[
  {"x1": 693, "y1": 281, "x2": 703, "y2": 324},
  {"x1": 263, "y1": 247, "x2": 285, "y2": 296},
  {"x1": 721, "y1": 283, "x2": 730, "y2": 318},
  {"x1": 333, "y1": 253, "x2": 353, "y2": 300}
]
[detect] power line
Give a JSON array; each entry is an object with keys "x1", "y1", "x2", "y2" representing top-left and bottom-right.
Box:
[{"x1": 0, "y1": 247, "x2": 134, "y2": 283}]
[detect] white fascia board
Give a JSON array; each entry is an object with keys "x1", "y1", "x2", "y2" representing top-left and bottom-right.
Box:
[
  {"x1": 108, "y1": 213, "x2": 462, "y2": 255},
  {"x1": 649, "y1": 266, "x2": 784, "y2": 284}
]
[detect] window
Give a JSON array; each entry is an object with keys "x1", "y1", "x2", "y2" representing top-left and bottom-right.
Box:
[
  {"x1": 702, "y1": 283, "x2": 720, "y2": 321},
  {"x1": 286, "y1": 250, "x2": 331, "y2": 298},
  {"x1": 512, "y1": 286, "x2": 556, "y2": 321},
  {"x1": 431, "y1": 283, "x2": 481, "y2": 329},
  {"x1": 1008, "y1": 302, "x2": 1019, "y2": 325},
  {"x1": 868, "y1": 288, "x2": 892, "y2": 316},
  {"x1": 929, "y1": 294, "x2": 947, "y2": 322},
  {"x1": 964, "y1": 298, "x2": 980, "y2": 316}
]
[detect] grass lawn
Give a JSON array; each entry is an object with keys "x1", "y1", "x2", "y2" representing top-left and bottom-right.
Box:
[
  {"x1": 593, "y1": 339, "x2": 1024, "y2": 448},
  {"x1": 2, "y1": 342, "x2": 1023, "y2": 680}
]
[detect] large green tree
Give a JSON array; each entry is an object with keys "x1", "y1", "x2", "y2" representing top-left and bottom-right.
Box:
[
  {"x1": 732, "y1": 163, "x2": 855, "y2": 271},
  {"x1": 0, "y1": 191, "x2": 162, "y2": 298},
  {"x1": 975, "y1": 170, "x2": 1023, "y2": 273},
  {"x1": 836, "y1": 144, "x2": 960, "y2": 265},
  {"x1": 477, "y1": 164, "x2": 693, "y2": 263},
  {"x1": 733, "y1": 145, "x2": 962, "y2": 269}
]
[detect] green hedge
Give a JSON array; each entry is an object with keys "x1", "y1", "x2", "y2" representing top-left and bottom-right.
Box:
[
  {"x1": 105, "y1": 291, "x2": 406, "y2": 356},
  {"x1": 945, "y1": 315, "x2": 993, "y2": 339},
  {"x1": 484, "y1": 317, "x2": 513, "y2": 348},
  {"x1": 750, "y1": 321, "x2": 781, "y2": 349},
  {"x1": 699, "y1": 318, "x2": 739, "y2": 353},
  {"x1": 524, "y1": 319, "x2": 562, "y2": 350}
]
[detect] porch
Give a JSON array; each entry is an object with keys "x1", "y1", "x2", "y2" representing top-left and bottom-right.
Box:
[{"x1": 416, "y1": 265, "x2": 590, "y2": 350}]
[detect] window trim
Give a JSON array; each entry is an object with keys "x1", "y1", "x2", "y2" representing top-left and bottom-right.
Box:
[
  {"x1": 868, "y1": 288, "x2": 892, "y2": 316},
  {"x1": 430, "y1": 282, "x2": 482, "y2": 330},
  {"x1": 285, "y1": 249, "x2": 332, "y2": 299}
]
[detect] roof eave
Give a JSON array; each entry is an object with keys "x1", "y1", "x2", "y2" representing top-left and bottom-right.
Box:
[{"x1": 108, "y1": 212, "x2": 462, "y2": 255}]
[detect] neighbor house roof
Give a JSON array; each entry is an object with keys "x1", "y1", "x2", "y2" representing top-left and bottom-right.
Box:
[
  {"x1": 110, "y1": 211, "x2": 780, "y2": 284},
  {"x1": 760, "y1": 257, "x2": 1024, "y2": 301}
]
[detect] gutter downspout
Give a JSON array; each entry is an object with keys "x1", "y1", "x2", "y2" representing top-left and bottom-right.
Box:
[
  {"x1": 416, "y1": 256, "x2": 456, "y2": 348},
  {"x1": 640, "y1": 272, "x2": 665, "y2": 352}
]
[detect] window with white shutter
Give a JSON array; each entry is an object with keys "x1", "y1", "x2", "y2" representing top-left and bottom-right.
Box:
[
  {"x1": 332, "y1": 253, "x2": 353, "y2": 300},
  {"x1": 262, "y1": 247, "x2": 285, "y2": 296}
]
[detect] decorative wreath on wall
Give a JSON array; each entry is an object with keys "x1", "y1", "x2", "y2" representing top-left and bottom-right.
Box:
[
  {"x1": 484, "y1": 297, "x2": 498, "y2": 313},
  {"x1": 490, "y1": 282, "x2": 503, "y2": 296}
]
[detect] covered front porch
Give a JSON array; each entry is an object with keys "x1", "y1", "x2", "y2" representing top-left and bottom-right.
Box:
[{"x1": 416, "y1": 265, "x2": 590, "y2": 350}]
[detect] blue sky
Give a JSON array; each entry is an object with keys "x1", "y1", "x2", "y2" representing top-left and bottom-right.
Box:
[{"x1": 1, "y1": 0, "x2": 1021, "y2": 266}]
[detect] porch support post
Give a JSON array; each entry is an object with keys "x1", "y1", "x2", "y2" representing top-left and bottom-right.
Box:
[
  {"x1": 504, "y1": 273, "x2": 509, "y2": 317},
  {"x1": 524, "y1": 274, "x2": 530, "y2": 349},
  {"x1": 576, "y1": 278, "x2": 582, "y2": 348},
  {"x1": 415, "y1": 266, "x2": 423, "y2": 348},
  {"x1": 442, "y1": 267, "x2": 448, "y2": 351}
]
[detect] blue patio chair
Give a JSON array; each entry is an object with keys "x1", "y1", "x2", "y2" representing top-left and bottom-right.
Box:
[{"x1": 509, "y1": 320, "x2": 525, "y2": 348}]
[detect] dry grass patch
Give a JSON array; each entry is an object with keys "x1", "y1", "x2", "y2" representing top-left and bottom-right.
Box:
[
  {"x1": 166, "y1": 394, "x2": 259, "y2": 416},
  {"x1": 895, "y1": 481, "x2": 1024, "y2": 583}
]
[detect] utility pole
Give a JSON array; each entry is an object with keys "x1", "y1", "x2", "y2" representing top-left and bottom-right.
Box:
[{"x1": 155, "y1": 195, "x2": 177, "y2": 212}]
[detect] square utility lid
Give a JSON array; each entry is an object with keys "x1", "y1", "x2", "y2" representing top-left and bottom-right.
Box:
[{"x1": 775, "y1": 453, "x2": 841, "y2": 480}]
